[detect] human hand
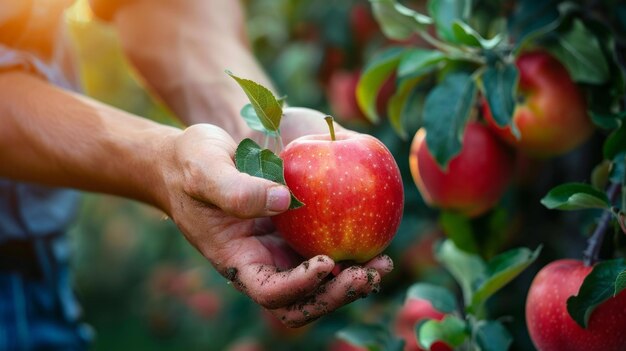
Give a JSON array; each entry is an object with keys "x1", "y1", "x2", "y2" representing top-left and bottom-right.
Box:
[{"x1": 157, "y1": 122, "x2": 393, "y2": 327}]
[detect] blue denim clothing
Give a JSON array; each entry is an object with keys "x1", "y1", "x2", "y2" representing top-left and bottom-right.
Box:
[
  {"x1": 0, "y1": 235, "x2": 93, "y2": 351},
  {"x1": 0, "y1": 181, "x2": 80, "y2": 242}
]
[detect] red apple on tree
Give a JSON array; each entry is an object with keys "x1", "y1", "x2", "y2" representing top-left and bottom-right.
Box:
[
  {"x1": 526, "y1": 259, "x2": 626, "y2": 351},
  {"x1": 409, "y1": 122, "x2": 514, "y2": 218},
  {"x1": 272, "y1": 118, "x2": 404, "y2": 262},
  {"x1": 484, "y1": 51, "x2": 593, "y2": 157}
]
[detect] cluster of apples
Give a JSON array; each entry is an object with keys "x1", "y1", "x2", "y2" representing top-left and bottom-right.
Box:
[{"x1": 410, "y1": 51, "x2": 626, "y2": 351}]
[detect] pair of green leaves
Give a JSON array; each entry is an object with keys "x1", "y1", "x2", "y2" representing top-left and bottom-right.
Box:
[
  {"x1": 405, "y1": 240, "x2": 538, "y2": 350},
  {"x1": 227, "y1": 71, "x2": 303, "y2": 209},
  {"x1": 407, "y1": 282, "x2": 513, "y2": 350},
  {"x1": 436, "y1": 240, "x2": 541, "y2": 313}
]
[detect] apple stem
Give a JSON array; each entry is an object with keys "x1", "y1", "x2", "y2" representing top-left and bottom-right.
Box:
[
  {"x1": 583, "y1": 182, "x2": 622, "y2": 266},
  {"x1": 324, "y1": 115, "x2": 336, "y2": 141}
]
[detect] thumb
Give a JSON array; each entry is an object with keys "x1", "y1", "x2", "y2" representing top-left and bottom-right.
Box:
[{"x1": 206, "y1": 165, "x2": 292, "y2": 218}]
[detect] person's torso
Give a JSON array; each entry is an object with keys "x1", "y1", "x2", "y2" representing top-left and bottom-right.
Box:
[{"x1": 0, "y1": 0, "x2": 81, "y2": 241}]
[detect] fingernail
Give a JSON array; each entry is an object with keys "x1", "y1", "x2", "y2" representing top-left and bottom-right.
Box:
[{"x1": 267, "y1": 186, "x2": 290, "y2": 212}]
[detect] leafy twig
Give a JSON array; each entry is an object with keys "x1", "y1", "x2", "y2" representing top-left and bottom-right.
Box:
[{"x1": 583, "y1": 182, "x2": 622, "y2": 266}]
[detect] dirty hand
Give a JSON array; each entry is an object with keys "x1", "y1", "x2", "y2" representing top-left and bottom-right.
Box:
[{"x1": 157, "y1": 108, "x2": 393, "y2": 327}]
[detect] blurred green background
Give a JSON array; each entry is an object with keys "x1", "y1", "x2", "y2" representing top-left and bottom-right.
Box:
[{"x1": 62, "y1": 1, "x2": 604, "y2": 350}]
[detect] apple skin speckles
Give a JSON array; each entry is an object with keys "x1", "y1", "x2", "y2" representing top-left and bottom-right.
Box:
[{"x1": 271, "y1": 132, "x2": 404, "y2": 263}]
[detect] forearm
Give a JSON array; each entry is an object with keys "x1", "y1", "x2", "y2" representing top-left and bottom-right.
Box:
[
  {"x1": 111, "y1": 0, "x2": 271, "y2": 139},
  {"x1": 0, "y1": 71, "x2": 179, "y2": 208}
]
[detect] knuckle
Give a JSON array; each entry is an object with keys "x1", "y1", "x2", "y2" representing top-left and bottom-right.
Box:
[{"x1": 181, "y1": 159, "x2": 206, "y2": 198}]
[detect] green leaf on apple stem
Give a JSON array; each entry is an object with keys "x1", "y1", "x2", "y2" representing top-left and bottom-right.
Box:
[
  {"x1": 567, "y1": 258, "x2": 626, "y2": 328},
  {"x1": 452, "y1": 21, "x2": 503, "y2": 49},
  {"x1": 482, "y1": 61, "x2": 520, "y2": 138},
  {"x1": 226, "y1": 71, "x2": 283, "y2": 132},
  {"x1": 235, "y1": 138, "x2": 303, "y2": 210},
  {"x1": 427, "y1": 0, "x2": 471, "y2": 43},
  {"x1": 474, "y1": 320, "x2": 513, "y2": 351},
  {"x1": 540, "y1": 183, "x2": 610, "y2": 211},
  {"x1": 337, "y1": 323, "x2": 404, "y2": 351},
  {"x1": 547, "y1": 19, "x2": 610, "y2": 84},
  {"x1": 406, "y1": 283, "x2": 458, "y2": 314},
  {"x1": 416, "y1": 315, "x2": 468, "y2": 350},
  {"x1": 357, "y1": 47, "x2": 405, "y2": 123},
  {"x1": 370, "y1": 0, "x2": 432, "y2": 41},
  {"x1": 240, "y1": 104, "x2": 279, "y2": 137},
  {"x1": 423, "y1": 71, "x2": 477, "y2": 169},
  {"x1": 615, "y1": 270, "x2": 626, "y2": 296},
  {"x1": 435, "y1": 240, "x2": 487, "y2": 307},
  {"x1": 439, "y1": 211, "x2": 479, "y2": 255},
  {"x1": 397, "y1": 48, "x2": 446, "y2": 81},
  {"x1": 603, "y1": 122, "x2": 626, "y2": 160},
  {"x1": 470, "y1": 246, "x2": 542, "y2": 311}
]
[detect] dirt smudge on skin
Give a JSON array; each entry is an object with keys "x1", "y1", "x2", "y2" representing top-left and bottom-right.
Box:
[
  {"x1": 303, "y1": 261, "x2": 310, "y2": 270},
  {"x1": 366, "y1": 269, "x2": 376, "y2": 284},
  {"x1": 346, "y1": 286, "x2": 356, "y2": 299},
  {"x1": 225, "y1": 267, "x2": 238, "y2": 281}
]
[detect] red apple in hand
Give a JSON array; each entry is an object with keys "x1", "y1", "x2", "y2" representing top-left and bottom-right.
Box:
[
  {"x1": 409, "y1": 122, "x2": 514, "y2": 218},
  {"x1": 272, "y1": 119, "x2": 404, "y2": 262},
  {"x1": 395, "y1": 298, "x2": 450, "y2": 351},
  {"x1": 526, "y1": 259, "x2": 626, "y2": 351},
  {"x1": 484, "y1": 51, "x2": 593, "y2": 157}
]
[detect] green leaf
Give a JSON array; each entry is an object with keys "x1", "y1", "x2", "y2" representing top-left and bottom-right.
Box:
[
  {"x1": 357, "y1": 47, "x2": 405, "y2": 123},
  {"x1": 423, "y1": 71, "x2": 477, "y2": 169},
  {"x1": 604, "y1": 122, "x2": 626, "y2": 160},
  {"x1": 240, "y1": 104, "x2": 279, "y2": 137},
  {"x1": 540, "y1": 183, "x2": 610, "y2": 211},
  {"x1": 387, "y1": 76, "x2": 422, "y2": 139},
  {"x1": 470, "y1": 246, "x2": 542, "y2": 310},
  {"x1": 567, "y1": 259, "x2": 626, "y2": 328},
  {"x1": 397, "y1": 48, "x2": 446, "y2": 81},
  {"x1": 474, "y1": 320, "x2": 513, "y2": 351},
  {"x1": 508, "y1": 0, "x2": 561, "y2": 49},
  {"x1": 615, "y1": 270, "x2": 626, "y2": 296},
  {"x1": 427, "y1": 0, "x2": 471, "y2": 42},
  {"x1": 416, "y1": 315, "x2": 468, "y2": 350},
  {"x1": 548, "y1": 19, "x2": 610, "y2": 84},
  {"x1": 435, "y1": 240, "x2": 487, "y2": 306},
  {"x1": 451, "y1": 21, "x2": 503, "y2": 49},
  {"x1": 337, "y1": 323, "x2": 404, "y2": 351},
  {"x1": 482, "y1": 61, "x2": 519, "y2": 138},
  {"x1": 370, "y1": 0, "x2": 433, "y2": 41},
  {"x1": 590, "y1": 110, "x2": 626, "y2": 130},
  {"x1": 235, "y1": 139, "x2": 303, "y2": 209},
  {"x1": 439, "y1": 211, "x2": 479, "y2": 254},
  {"x1": 227, "y1": 71, "x2": 283, "y2": 132},
  {"x1": 406, "y1": 283, "x2": 458, "y2": 314}
]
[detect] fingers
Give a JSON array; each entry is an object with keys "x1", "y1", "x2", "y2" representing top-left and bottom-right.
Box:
[
  {"x1": 206, "y1": 169, "x2": 292, "y2": 218},
  {"x1": 364, "y1": 254, "x2": 394, "y2": 278},
  {"x1": 269, "y1": 265, "x2": 382, "y2": 328},
  {"x1": 231, "y1": 255, "x2": 335, "y2": 309},
  {"x1": 177, "y1": 125, "x2": 291, "y2": 218}
]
